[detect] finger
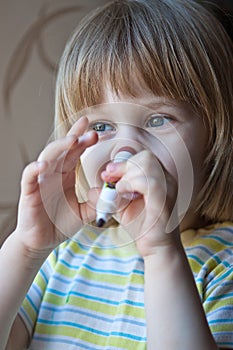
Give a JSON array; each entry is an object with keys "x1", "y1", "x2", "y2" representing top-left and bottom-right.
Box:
[
  {"x1": 39, "y1": 116, "x2": 90, "y2": 163},
  {"x1": 116, "y1": 176, "x2": 149, "y2": 198},
  {"x1": 104, "y1": 150, "x2": 164, "y2": 182},
  {"x1": 119, "y1": 173, "x2": 167, "y2": 201},
  {"x1": 57, "y1": 130, "x2": 98, "y2": 173},
  {"x1": 100, "y1": 158, "x2": 129, "y2": 183},
  {"x1": 102, "y1": 158, "x2": 142, "y2": 185},
  {"x1": 66, "y1": 115, "x2": 89, "y2": 137},
  {"x1": 75, "y1": 130, "x2": 98, "y2": 150},
  {"x1": 100, "y1": 170, "x2": 120, "y2": 184},
  {"x1": 38, "y1": 135, "x2": 77, "y2": 163},
  {"x1": 21, "y1": 161, "x2": 47, "y2": 196}
]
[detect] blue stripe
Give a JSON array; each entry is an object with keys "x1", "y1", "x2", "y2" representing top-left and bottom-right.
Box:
[
  {"x1": 187, "y1": 247, "x2": 232, "y2": 270},
  {"x1": 87, "y1": 252, "x2": 143, "y2": 265},
  {"x1": 52, "y1": 274, "x2": 144, "y2": 293},
  {"x1": 51, "y1": 247, "x2": 59, "y2": 260},
  {"x1": 63, "y1": 241, "x2": 143, "y2": 264},
  {"x1": 41, "y1": 304, "x2": 113, "y2": 323},
  {"x1": 209, "y1": 318, "x2": 233, "y2": 325},
  {"x1": 123, "y1": 299, "x2": 144, "y2": 307},
  {"x1": 206, "y1": 292, "x2": 233, "y2": 302},
  {"x1": 202, "y1": 234, "x2": 233, "y2": 247},
  {"x1": 208, "y1": 305, "x2": 233, "y2": 316},
  {"x1": 19, "y1": 306, "x2": 33, "y2": 328},
  {"x1": 82, "y1": 263, "x2": 144, "y2": 276},
  {"x1": 195, "y1": 277, "x2": 205, "y2": 285},
  {"x1": 216, "y1": 227, "x2": 233, "y2": 234},
  {"x1": 40, "y1": 303, "x2": 146, "y2": 327},
  {"x1": 57, "y1": 258, "x2": 144, "y2": 276},
  {"x1": 40, "y1": 268, "x2": 49, "y2": 284},
  {"x1": 208, "y1": 268, "x2": 233, "y2": 287},
  {"x1": 26, "y1": 294, "x2": 39, "y2": 314},
  {"x1": 115, "y1": 316, "x2": 146, "y2": 327},
  {"x1": 129, "y1": 285, "x2": 144, "y2": 292},
  {"x1": 37, "y1": 318, "x2": 110, "y2": 336},
  {"x1": 76, "y1": 242, "x2": 90, "y2": 252},
  {"x1": 111, "y1": 331, "x2": 146, "y2": 341},
  {"x1": 60, "y1": 248, "x2": 144, "y2": 269},
  {"x1": 76, "y1": 239, "x2": 116, "y2": 251},
  {"x1": 37, "y1": 318, "x2": 146, "y2": 342},
  {"x1": 46, "y1": 288, "x2": 67, "y2": 297},
  {"x1": 223, "y1": 248, "x2": 233, "y2": 258},
  {"x1": 33, "y1": 334, "x2": 100, "y2": 349},
  {"x1": 58, "y1": 259, "x2": 79, "y2": 269},
  {"x1": 32, "y1": 283, "x2": 43, "y2": 299},
  {"x1": 37, "y1": 318, "x2": 146, "y2": 343},
  {"x1": 192, "y1": 265, "x2": 209, "y2": 279},
  {"x1": 185, "y1": 245, "x2": 213, "y2": 256},
  {"x1": 46, "y1": 288, "x2": 144, "y2": 307},
  {"x1": 54, "y1": 274, "x2": 125, "y2": 292},
  {"x1": 187, "y1": 254, "x2": 205, "y2": 265},
  {"x1": 65, "y1": 247, "x2": 84, "y2": 261}
]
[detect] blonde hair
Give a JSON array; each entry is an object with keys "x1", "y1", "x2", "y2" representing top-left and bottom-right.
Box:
[{"x1": 55, "y1": 0, "x2": 233, "y2": 223}]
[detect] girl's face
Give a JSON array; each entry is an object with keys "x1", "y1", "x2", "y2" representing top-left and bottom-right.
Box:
[{"x1": 79, "y1": 88, "x2": 208, "y2": 230}]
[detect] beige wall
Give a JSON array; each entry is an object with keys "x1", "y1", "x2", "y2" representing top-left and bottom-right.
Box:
[{"x1": 0, "y1": 0, "x2": 108, "y2": 244}]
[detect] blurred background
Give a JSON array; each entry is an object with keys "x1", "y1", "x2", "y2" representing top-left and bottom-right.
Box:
[{"x1": 0, "y1": 0, "x2": 232, "y2": 245}]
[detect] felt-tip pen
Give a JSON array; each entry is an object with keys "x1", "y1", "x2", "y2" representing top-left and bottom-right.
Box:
[{"x1": 96, "y1": 150, "x2": 133, "y2": 227}]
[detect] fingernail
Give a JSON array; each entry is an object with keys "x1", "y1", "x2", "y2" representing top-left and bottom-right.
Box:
[
  {"x1": 106, "y1": 162, "x2": 117, "y2": 172},
  {"x1": 78, "y1": 132, "x2": 91, "y2": 143},
  {"x1": 121, "y1": 192, "x2": 140, "y2": 200}
]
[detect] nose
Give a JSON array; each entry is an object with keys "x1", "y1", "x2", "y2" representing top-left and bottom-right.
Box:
[{"x1": 111, "y1": 124, "x2": 145, "y2": 160}]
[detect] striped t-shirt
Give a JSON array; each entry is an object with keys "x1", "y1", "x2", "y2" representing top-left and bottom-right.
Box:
[{"x1": 19, "y1": 222, "x2": 233, "y2": 349}]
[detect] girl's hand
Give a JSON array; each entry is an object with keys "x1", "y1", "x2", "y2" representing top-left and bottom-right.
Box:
[
  {"x1": 101, "y1": 150, "x2": 180, "y2": 257},
  {"x1": 15, "y1": 116, "x2": 98, "y2": 255}
]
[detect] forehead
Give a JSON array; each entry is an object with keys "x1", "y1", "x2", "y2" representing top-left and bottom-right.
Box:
[{"x1": 79, "y1": 87, "x2": 196, "y2": 122}]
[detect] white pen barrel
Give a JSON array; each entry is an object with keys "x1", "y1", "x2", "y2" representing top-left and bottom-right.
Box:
[{"x1": 96, "y1": 150, "x2": 133, "y2": 227}]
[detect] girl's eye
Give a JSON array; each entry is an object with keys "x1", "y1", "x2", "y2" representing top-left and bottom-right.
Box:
[
  {"x1": 90, "y1": 122, "x2": 115, "y2": 134},
  {"x1": 145, "y1": 114, "x2": 170, "y2": 128}
]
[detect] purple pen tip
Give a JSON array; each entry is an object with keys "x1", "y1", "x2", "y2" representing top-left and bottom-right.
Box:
[{"x1": 97, "y1": 218, "x2": 106, "y2": 227}]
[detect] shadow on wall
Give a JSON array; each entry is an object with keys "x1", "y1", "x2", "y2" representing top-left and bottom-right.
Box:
[
  {"x1": 2, "y1": 3, "x2": 83, "y2": 113},
  {"x1": 0, "y1": 0, "x2": 109, "y2": 245}
]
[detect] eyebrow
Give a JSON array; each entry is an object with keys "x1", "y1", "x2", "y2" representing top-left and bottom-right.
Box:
[{"x1": 137, "y1": 98, "x2": 186, "y2": 110}]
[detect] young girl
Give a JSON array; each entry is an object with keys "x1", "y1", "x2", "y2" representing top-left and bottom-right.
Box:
[{"x1": 1, "y1": 0, "x2": 233, "y2": 349}]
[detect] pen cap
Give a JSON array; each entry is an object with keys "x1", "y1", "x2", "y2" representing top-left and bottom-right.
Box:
[{"x1": 113, "y1": 150, "x2": 133, "y2": 163}]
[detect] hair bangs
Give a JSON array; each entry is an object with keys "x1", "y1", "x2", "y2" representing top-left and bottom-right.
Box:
[
  {"x1": 62, "y1": 0, "x2": 211, "y2": 118},
  {"x1": 70, "y1": 14, "x2": 177, "y2": 110}
]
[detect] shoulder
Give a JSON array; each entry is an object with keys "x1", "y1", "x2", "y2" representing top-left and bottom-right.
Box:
[
  {"x1": 182, "y1": 222, "x2": 233, "y2": 309},
  {"x1": 183, "y1": 222, "x2": 233, "y2": 256},
  {"x1": 183, "y1": 222, "x2": 233, "y2": 281},
  {"x1": 185, "y1": 223, "x2": 233, "y2": 347}
]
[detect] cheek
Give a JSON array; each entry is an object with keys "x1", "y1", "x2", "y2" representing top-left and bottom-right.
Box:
[
  {"x1": 175, "y1": 133, "x2": 207, "y2": 213},
  {"x1": 185, "y1": 144, "x2": 207, "y2": 195},
  {"x1": 182, "y1": 126, "x2": 207, "y2": 174},
  {"x1": 153, "y1": 134, "x2": 195, "y2": 193},
  {"x1": 149, "y1": 135, "x2": 181, "y2": 180},
  {"x1": 153, "y1": 146, "x2": 177, "y2": 180},
  {"x1": 150, "y1": 136, "x2": 195, "y2": 219}
]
